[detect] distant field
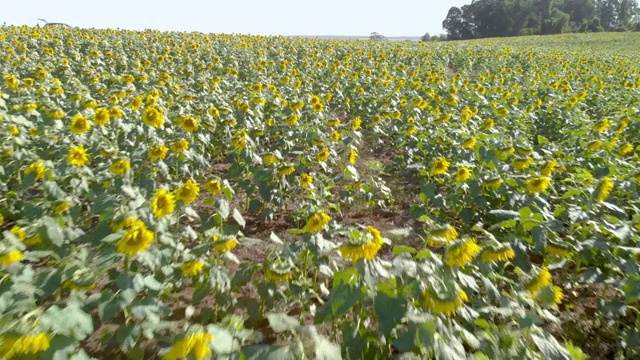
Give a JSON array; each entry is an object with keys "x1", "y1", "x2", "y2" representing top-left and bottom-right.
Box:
[{"x1": 0, "y1": 28, "x2": 639, "y2": 359}]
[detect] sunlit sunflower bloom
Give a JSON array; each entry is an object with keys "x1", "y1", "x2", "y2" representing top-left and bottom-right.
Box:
[
  {"x1": 116, "y1": 220, "x2": 154, "y2": 256},
  {"x1": 109, "y1": 107, "x2": 123, "y2": 119},
  {"x1": 317, "y1": 147, "x2": 330, "y2": 162},
  {"x1": 619, "y1": 143, "x2": 634, "y2": 156},
  {"x1": 541, "y1": 159, "x2": 557, "y2": 176},
  {"x1": 208, "y1": 106, "x2": 220, "y2": 118},
  {"x1": 351, "y1": 116, "x2": 362, "y2": 130},
  {"x1": 263, "y1": 153, "x2": 278, "y2": 165},
  {"x1": 142, "y1": 106, "x2": 164, "y2": 128},
  {"x1": 162, "y1": 332, "x2": 213, "y2": 360},
  {"x1": 511, "y1": 157, "x2": 533, "y2": 171},
  {"x1": 67, "y1": 145, "x2": 90, "y2": 167},
  {"x1": 179, "y1": 116, "x2": 199, "y2": 132},
  {"x1": 150, "y1": 189, "x2": 176, "y2": 218},
  {"x1": 454, "y1": 166, "x2": 472, "y2": 183},
  {"x1": 278, "y1": 166, "x2": 295, "y2": 177},
  {"x1": 148, "y1": 145, "x2": 168, "y2": 161},
  {"x1": 445, "y1": 238, "x2": 481, "y2": 268},
  {"x1": 9, "y1": 126, "x2": 20, "y2": 136},
  {"x1": 93, "y1": 108, "x2": 111, "y2": 126},
  {"x1": 24, "y1": 161, "x2": 46, "y2": 180},
  {"x1": 330, "y1": 131, "x2": 341, "y2": 142},
  {"x1": 300, "y1": 174, "x2": 313, "y2": 187},
  {"x1": 495, "y1": 146, "x2": 515, "y2": 157},
  {"x1": 69, "y1": 114, "x2": 91, "y2": 134},
  {"x1": 0, "y1": 250, "x2": 23, "y2": 266},
  {"x1": 9, "y1": 225, "x2": 26, "y2": 241},
  {"x1": 545, "y1": 242, "x2": 571, "y2": 257},
  {"x1": 423, "y1": 288, "x2": 468, "y2": 316},
  {"x1": 54, "y1": 201, "x2": 71, "y2": 215},
  {"x1": 338, "y1": 226, "x2": 384, "y2": 262},
  {"x1": 302, "y1": 211, "x2": 331, "y2": 233},
  {"x1": 213, "y1": 238, "x2": 237, "y2": 254},
  {"x1": 481, "y1": 118, "x2": 494, "y2": 130},
  {"x1": 109, "y1": 159, "x2": 131, "y2": 176},
  {"x1": 0, "y1": 333, "x2": 51, "y2": 359},
  {"x1": 193, "y1": 177, "x2": 222, "y2": 197},
  {"x1": 427, "y1": 225, "x2": 458, "y2": 246},
  {"x1": 175, "y1": 180, "x2": 200, "y2": 205},
  {"x1": 130, "y1": 96, "x2": 143, "y2": 110},
  {"x1": 526, "y1": 176, "x2": 551, "y2": 193},
  {"x1": 461, "y1": 137, "x2": 476, "y2": 149},
  {"x1": 587, "y1": 140, "x2": 602, "y2": 152},
  {"x1": 595, "y1": 177, "x2": 614, "y2": 202},
  {"x1": 265, "y1": 269, "x2": 293, "y2": 283},
  {"x1": 525, "y1": 266, "x2": 552, "y2": 295},
  {"x1": 171, "y1": 139, "x2": 189, "y2": 153},
  {"x1": 552, "y1": 286, "x2": 564, "y2": 304},
  {"x1": 231, "y1": 130, "x2": 247, "y2": 149},
  {"x1": 593, "y1": 118, "x2": 610, "y2": 132},
  {"x1": 431, "y1": 157, "x2": 450, "y2": 176},
  {"x1": 180, "y1": 261, "x2": 205, "y2": 277},
  {"x1": 480, "y1": 245, "x2": 515, "y2": 263}
]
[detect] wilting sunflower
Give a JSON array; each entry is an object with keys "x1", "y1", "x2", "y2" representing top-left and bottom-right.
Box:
[
  {"x1": 302, "y1": 211, "x2": 331, "y2": 233},
  {"x1": 422, "y1": 286, "x2": 468, "y2": 316},
  {"x1": 445, "y1": 238, "x2": 481, "y2": 268},
  {"x1": 525, "y1": 266, "x2": 552, "y2": 295},
  {"x1": 109, "y1": 158, "x2": 131, "y2": 176},
  {"x1": 526, "y1": 176, "x2": 551, "y2": 193},
  {"x1": 595, "y1": 176, "x2": 614, "y2": 202},
  {"x1": 480, "y1": 244, "x2": 515, "y2": 263},
  {"x1": 213, "y1": 237, "x2": 237, "y2": 254},
  {"x1": 427, "y1": 225, "x2": 458, "y2": 246},
  {"x1": 24, "y1": 161, "x2": 46, "y2": 180},
  {"x1": 180, "y1": 261, "x2": 205, "y2": 277},
  {"x1": 338, "y1": 226, "x2": 385, "y2": 262}
]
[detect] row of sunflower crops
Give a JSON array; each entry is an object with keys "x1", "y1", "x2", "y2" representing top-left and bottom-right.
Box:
[{"x1": 0, "y1": 26, "x2": 639, "y2": 359}]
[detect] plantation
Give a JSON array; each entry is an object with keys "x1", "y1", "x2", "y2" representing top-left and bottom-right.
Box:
[{"x1": 0, "y1": 26, "x2": 639, "y2": 359}]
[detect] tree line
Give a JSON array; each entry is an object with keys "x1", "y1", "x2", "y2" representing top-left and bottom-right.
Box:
[{"x1": 437, "y1": 0, "x2": 640, "y2": 41}]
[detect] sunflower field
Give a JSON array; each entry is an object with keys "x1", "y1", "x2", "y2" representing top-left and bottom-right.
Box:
[{"x1": 0, "y1": 25, "x2": 639, "y2": 359}]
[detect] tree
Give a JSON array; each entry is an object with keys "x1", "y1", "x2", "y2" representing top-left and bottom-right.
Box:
[
  {"x1": 442, "y1": 6, "x2": 474, "y2": 40},
  {"x1": 369, "y1": 32, "x2": 385, "y2": 41}
]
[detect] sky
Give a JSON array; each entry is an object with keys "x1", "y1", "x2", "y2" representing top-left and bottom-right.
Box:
[{"x1": 0, "y1": 0, "x2": 470, "y2": 37}]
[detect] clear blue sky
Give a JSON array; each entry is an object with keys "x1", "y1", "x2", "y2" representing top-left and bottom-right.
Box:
[{"x1": 0, "y1": 0, "x2": 469, "y2": 37}]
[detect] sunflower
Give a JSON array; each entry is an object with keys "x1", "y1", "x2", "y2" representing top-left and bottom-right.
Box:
[
  {"x1": 511, "y1": 157, "x2": 533, "y2": 171},
  {"x1": 526, "y1": 176, "x2": 551, "y2": 193},
  {"x1": 24, "y1": 161, "x2": 46, "y2": 180},
  {"x1": 67, "y1": 145, "x2": 90, "y2": 167},
  {"x1": 148, "y1": 145, "x2": 168, "y2": 161},
  {"x1": 151, "y1": 189, "x2": 176, "y2": 218},
  {"x1": 445, "y1": 238, "x2": 481, "y2": 268},
  {"x1": 171, "y1": 139, "x2": 189, "y2": 153},
  {"x1": 213, "y1": 238, "x2": 237, "y2": 254},
  {"x1": 454, "y1": 166, "x2": 472, "y2": 183},
  {"x1": 54, "y1": 201, "x2": 71, "y2": 215},
  {"x1": 316, "y1": 147, "x2": 330, "y2": 162},
  {"x1": 330, "y1": 131, "x2": 341, "y2": 142},
  {"x1": 427, "y1": 225, "x2": 458, "y2": 246},
  {"x1": 480, "y1": 244, "x2": 515, "y2": 263},
  {"x1": 545, "y1": 242, "x2": 571, "y2": 257},
  {"x1": 300, "y1": 174, "x2": 313, "y2": 187},
  {"x1": 525, "y1": 266, "x2": 552, "y2": 295},
  {"x1": 179, "y1": 115, "x2": 199, "y2": 132},
  {"x1": 278, "y1": 166, "x2": 295, "y2": 177},
  {"x1": 263, "y1": 153, "x2": 278, "y2": 165},
  {"x1": 265, "y1": 269, "x2": 293, "y2": 283},
  {"x1": 431, "y1": 157, "x2": 450, "y2": 176},
  {"x1": 142, "y1": 106, "x2": 164, "y2": 128},
  {"x1": 587, "y1": 140, "x2": 602, "y2": 152},
  {"x1": 481, "y1": 118, "x2": 494, "y2": 130},
  {"x1": 93, "y1": 108, "x2": 111, "y2": 126},
  {"x1": 180, "y1": 261, "x2": 205, "y2": 277},
  {"x1": 0, "y1": 333, "x2": 51, "y2": 359},
  {"x1": 175, "y1": 179, "x2": 200, "y2": 205},
  {"x1": 338, "y1": 226, "x2": 384, "y2": 262},
  {"x1": 116, "y1": 220, "x2": 154, "y2": 256},
  {"x1": 162, "y1": 332, "x2": 213, "y2": 360},
  {"x1": 541, "y1": 159, "x2": 557, "y2": 176},
  {"x1": 69, "y1": 114, "x2": 91, "y2": 134},
  {"x1": 351, "y1": 116, "x2": 362, "y2": 130},
  {"x1": 619, "y1": 142, "x2": 634, "y2": 156},
  {"x1": 348, "y1": 148, "x2": 358, "y2": 164},
  {"x1": 0, "y1": 250, "x2": 23, "y2": 266},
  {"x1": 423, "y1": 287, "x2": 468, "y2": 316},
  {"x1": 495, "y1": 146, "x2": 515, "y2": 157},
  {"x1": 109, "y1": 159, "x2": 131, "y2": 176},
  {"x1": 461, "y1": 137, "x2": 476, "y2": 149},
  {"x1": 595, "y1": 177, "x2": 613, "y2": 202},
  {"x1": 208, "y1": 106, "x2": 220, "y2": 118},
  {"x1": 593, "y1": 118, "x2": 609, "y2": 132},
  {"x1": 204, "y1": 179, "x2": 222, "y2": 195},
  {"x1": 302, "y1": 211, "x2": 331, "y2": 233}
]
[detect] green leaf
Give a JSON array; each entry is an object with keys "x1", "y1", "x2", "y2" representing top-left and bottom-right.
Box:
[
  {"x1": 374, "y1": 291, "x2": 407, "y2": 336},
  {"x1": 40, "y1": 217, "x2": 65, "y2": 246},
  {"x1": 239, "y1": 345, "x2": 296, "y2": 360},
  {"x1": 267, "y1": 312, "x2": 300, "y2": 333},
  {"x1": 393, "y1": 246, "x2": 417, "y2": 255},
  {"x1": 233, "y1": 208, "x2": 246, "y2": 228},
  {"x1": 531, "y1": 225, "x2": 548, "y2": 253},
  {"x1": 218, "y1": 199, "x2": 230, "y2": 219},
  {"x1": 393, "y1": 320, "x2": 436, "y2": 354},
  {"x1": 314, "y1": 283, "x2": 362, "y2": 324}
]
